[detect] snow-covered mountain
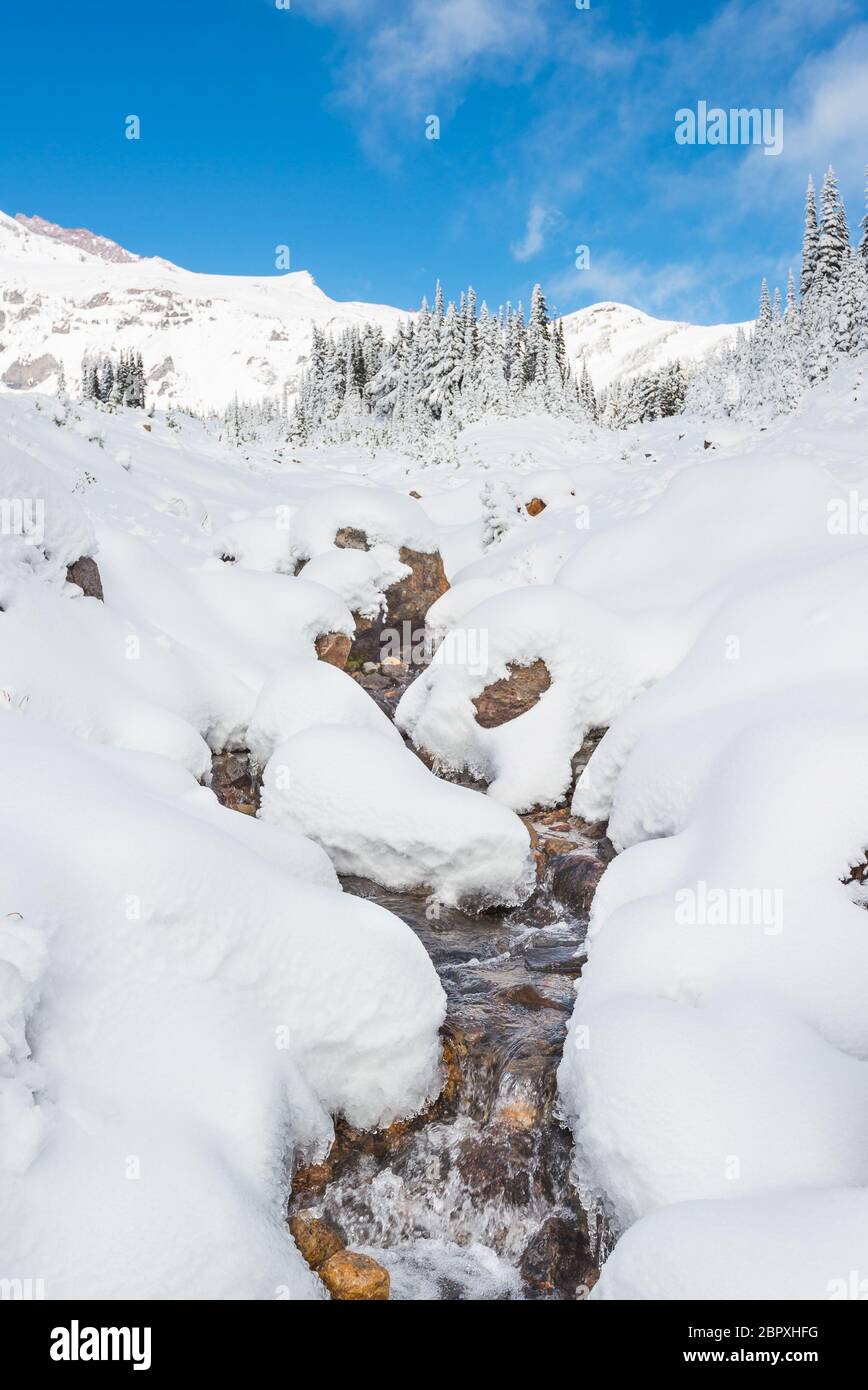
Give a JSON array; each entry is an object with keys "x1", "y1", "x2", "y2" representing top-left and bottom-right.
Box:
[
  {"x1": 0, "y1": 210, "x2": 407, "y2": 412},
  {"x1": 0, "y1": 209, "x2": 745, "y2": 412},
  {"x1": 562, "y1": 300, "x2": 747, "y2": 389}
]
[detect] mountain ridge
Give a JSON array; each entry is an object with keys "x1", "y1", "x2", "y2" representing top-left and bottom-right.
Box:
[{"x1": 0, "y1": 210, "x2": 746, "y2": 410}]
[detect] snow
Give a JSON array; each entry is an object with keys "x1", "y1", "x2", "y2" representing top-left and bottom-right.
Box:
[
  {"x1": 2, "y1": 229, "x2": 868, "y2": 1301},
  {"x1": 247, "y1": 658, "x2": 402, "y2": 771},
  {"x1": 397, "y1": 586, "x2": 659, "y2": 813},
  {"x1": 0, "y1": 209, "x2": 407, "y2": 413},
  {"x1": 259, "y1": 725, "x2": 536, "y2": 909},
  {"x1": 0, "y1": 710, "x2": 445, "y2": 1298},
  {"x1": 561, "y1": 300, "x2": 747, "y2": 390}
]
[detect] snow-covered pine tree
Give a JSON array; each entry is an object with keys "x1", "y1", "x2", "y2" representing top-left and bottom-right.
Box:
[
  {"x1": 816, "y1": 166, "x2": 850, "y2": 292},
  {"x1": 800, "y1": 175, "x2": 819, "y2": 299}
]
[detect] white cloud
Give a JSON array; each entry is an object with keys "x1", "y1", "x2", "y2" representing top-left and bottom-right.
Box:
[{"x1": 511, "y1": 203, "x2": 550, "y2": 262}]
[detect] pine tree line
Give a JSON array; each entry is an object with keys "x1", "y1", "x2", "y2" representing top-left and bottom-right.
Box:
[
  {"x1": 687, "y1": 164, "x2": 868, "y2": 419},
  {"x1": 81, "y1": 350, "x2": 146, "y2": 409},
  {"x1": 286, "y1": 283, "x2": 595, "y2": 448}
]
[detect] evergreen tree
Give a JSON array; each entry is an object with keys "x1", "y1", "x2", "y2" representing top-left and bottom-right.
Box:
[
  {"x1": 801, "y1": 175, "x2": 819, "y2": 299},
  {"x1": 816, "y1": 166, "x2": 850, "y2": 292}
]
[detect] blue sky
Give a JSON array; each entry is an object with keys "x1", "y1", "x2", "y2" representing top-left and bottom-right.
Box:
[{"x1": 1, "y1": 0, "x2": 866, "y2": 323}]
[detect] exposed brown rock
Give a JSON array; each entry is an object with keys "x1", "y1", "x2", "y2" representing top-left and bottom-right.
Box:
[
  {"x1": 519, "y1": 1214, "x2": 597, "y2": 1298},
  {"x1": 408, "y1": 490, "x2": 422, "y2": 499},
  {"x1": 526, "y1": 497, "x2": 547, "y2": 516},
  {"x1": 538, "y1": 835, "x2": 576, "y2": 860},
  {"x1": 291, "y1": 1159, "x2": 334, "y2": 1196},
  {"x1": 315, "y1": 631, "x2": 351, "y2": 668},
  {"x1": 473, "y1": 659, "x2": 551, "y2": 728},
  {"x1": 547, "y1": 851, "x2": 607, "y2": 917},
  {"x1": 65, "y1": 556, "x2": 104, "y2": 601},
  {"x1": 319, "y1": 1250, "x2": 390, "y2": 1301},
  {"x1": 210, "y1": 750, "x2": 260, "y2": 814},
  {"x1": 385, "y1": 545, "x2": 449, "y2": 629},
  {"x1": 334, "y1": 526, "x2": 369, "y2": 551},
  {"x1": 288, "y1": 1214, "x2": 343, "y2": 1271}
]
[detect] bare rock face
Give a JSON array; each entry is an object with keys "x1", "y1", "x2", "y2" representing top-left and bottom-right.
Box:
[
  {"x1": 288, "y1": 1214, "x2": 343, "y2": 1271},
  {"x1": 315, "y1": 631, "x2": 351, "y2": 669},
  {"x1": 2, "y1": 354, "x2": 61, "y2": 390},
  {"x1": 526, "y1": 497, "x2": 547, "y2": 517},
  {"x1": 473, "y1": 660, "x2": 551, "y2": 728},
  {"x1": 332, "y1": 525, "x2": 449, "y2": 665},
  {"x1": 319, "y1": 1250, "x2": 390, "y2": 1301},
  {"x1": 65, "y1": 556, "x2": 104, "y2": 601},
  {"x1": 386, "y1": 545, "x2": 449, "y2": 631}
]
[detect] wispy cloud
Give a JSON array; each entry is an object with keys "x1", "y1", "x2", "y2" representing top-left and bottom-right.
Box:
[{"x1": 511, "y1": 202, "x2": 553, "y2": 262}]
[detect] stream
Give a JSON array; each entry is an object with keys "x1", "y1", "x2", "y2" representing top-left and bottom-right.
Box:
[
  {"x1": 212, "y1": 677, "x2": 609, "y2": 1300},
  {"x1": 288, "y1": 857, "x2": 605, "y2": 1300}
]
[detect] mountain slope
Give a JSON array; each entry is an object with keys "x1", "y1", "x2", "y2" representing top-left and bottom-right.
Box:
[
  {"x1": 0, "y1": 210, "x2": 746, "y2": 411},
  {"x1": 0, "y1": 211, "x2": 407, "y2": 412},
  {"x1": 562, "y1": 300, "x2": 747, "y2": 390}
]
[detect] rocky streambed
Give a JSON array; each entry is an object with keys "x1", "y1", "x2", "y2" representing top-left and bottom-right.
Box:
[
  {"x1": 289, "y1": 850, "x2": 607, "y2": 1300},
  {"x1": 212, "y1": 658, "x2": 611, "y2": 1300}
]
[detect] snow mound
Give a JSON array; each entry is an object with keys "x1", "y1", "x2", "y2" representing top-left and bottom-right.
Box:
[
  {"x1": 397, "y1": 586, "x2": 658, "y2": 812},
  {"x1": 0, "y1": 712, "x2": 444, "y2": 1298},
  {"x1": 291, "y1": 483, "x2": 440, "y2": 559},
  {"x1": 259, "y1": 725, "x2": 536, "y2": 908},
  {"x1": 247, "y1": 657, "x2": 402, "y2": 770}
]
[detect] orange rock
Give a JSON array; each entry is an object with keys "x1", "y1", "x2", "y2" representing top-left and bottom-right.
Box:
[
  {"x1": 314, "y1": 631, "x2": 352, "y2": 668},
  {"x1": 526, "y1": 497, "x2": 547, "y2": 516},
  {"x1": 288, "y1": 1214, "x2": 343, "y2": 1271},
  {"x1": 319, "y1": 1250, "x2": 390, "y2": 1301}
]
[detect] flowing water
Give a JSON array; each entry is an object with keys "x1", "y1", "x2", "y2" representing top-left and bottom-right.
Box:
[
  {"x1": 212, "y1": 684, "x2": 609, "y2": 1300},
  {"x1": 289, "y1": 868, "x2": 604, "y2": 1300}
]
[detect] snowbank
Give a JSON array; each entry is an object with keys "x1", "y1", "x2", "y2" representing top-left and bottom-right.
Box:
[
  {"x1": 247, "y1": 657, "x2": 402, "y2": 770},
  {"x1": 0, "y1": 712, "x2": 445, "y2": 1298},
  {"x1": 259, "y1": 725, "x2": 536, "y2": 908},
  {"x1": 397, "y1": 586, "x2": 660, "y2": 812}
]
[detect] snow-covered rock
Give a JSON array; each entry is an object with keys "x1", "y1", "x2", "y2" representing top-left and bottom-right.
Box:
[{"x1": 259, "y1": 725, "x2": 536, "y2": 908}]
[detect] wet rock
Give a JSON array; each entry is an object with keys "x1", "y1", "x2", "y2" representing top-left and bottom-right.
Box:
[
  {"x1": 319, "y1": 1250, "x2": 390, "y2": 1301},
  {"x1": 538, "y1": 835, "x2": 576, "y2": 860},
  {"x1": 497, "y1": 983, "x2": 565, "y2": 1011},
  {"x1": 473, "y1": 660, "x2": 551, "y2": 728},
  {"x1": 547, "y1": 851, "x2": 607, "y2": 917},
  {"x1": 210, "y1": 750, "x2": 260, "y2": 814},
  {"x1": 291, "y1": 1159, "x2": 334, "y2": 1196},
  {"x1": 454, "y1": 1128, "x2": 534, "y2": 1206},
  {"x1": 288, "y1": 1214, "x2": 344, "y2": 1271},
  {"x1": 569, "y1": 726, "x2": 607, "y2": 794},
  {"x1": 519, "y1": 1214, "x2": 597, "y2": 1299},
  {"x1": 314, "y1": 631, "x2": 351, "y2": 669},
  {"x1": 597, "y1": 835, "x2": 616, "y2": 864},
  {"x1": 523, "y1": 944, "x2": 584, "y2": 975},
  {"x1": 65, "y1": 556, "x2": 104, "y2": 601},
  {"x1": 525, "y1": 497, "x2": 547, "y2": 517}
]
